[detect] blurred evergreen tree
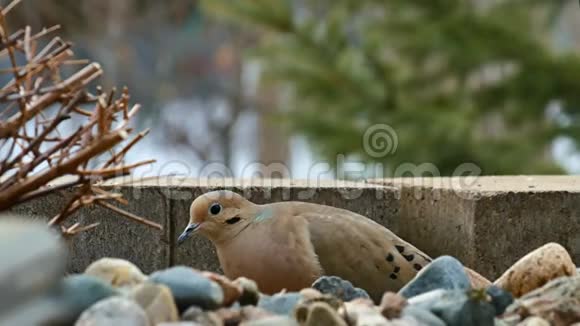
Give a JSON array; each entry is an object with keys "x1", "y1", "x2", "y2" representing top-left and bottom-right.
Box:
[{"x1": 202, "y1": 0, "x2": 580, "y2": 175}]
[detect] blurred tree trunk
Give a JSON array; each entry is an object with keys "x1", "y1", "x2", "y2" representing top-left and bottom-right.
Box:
[{"x1": 257, "y1": 86, "x2": 290, "y2": 178}]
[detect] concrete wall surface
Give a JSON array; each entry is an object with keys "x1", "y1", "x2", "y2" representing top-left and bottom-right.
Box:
[
  {"x1": 10, "y1": 176, "x2": 580, "y2": 280},
  {"x1": 371, "y1": 176, "x2": 580, "y2": 278}
]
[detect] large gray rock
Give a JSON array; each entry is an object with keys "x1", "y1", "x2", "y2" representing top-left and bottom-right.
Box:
[{"x1": 0, "y1": 217, "x2": 67, "y2": 325}]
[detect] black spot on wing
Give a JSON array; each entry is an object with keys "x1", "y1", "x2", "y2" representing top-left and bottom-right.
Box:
[
  {"x1": 386, "y1": 253, "x2": 394, "y2": 262},
  {"x1": 403, "y1": 254, "x2": 415, "y2": 262},
  {"x1": 393, "y1": 266, "x2": 400, "y2": 273},
  {"x1": 413, "y1": 263, "x2": 423, "y2": 271},
  {"x1": 395, "y1": 245, "x2": 405, "y2": 253},
  {"x1": 389, "y1": 273, "x2": 398, "y2": 280}
]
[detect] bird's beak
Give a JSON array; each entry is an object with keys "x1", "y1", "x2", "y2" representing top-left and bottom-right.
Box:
[{"x1": 177, "y1": 222, "x2": 201, "y2": 245}]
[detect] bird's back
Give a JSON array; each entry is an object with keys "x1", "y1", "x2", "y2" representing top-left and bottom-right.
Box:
[{"x1": 268, "y1": 201, "x2": 431, "y2": 301}]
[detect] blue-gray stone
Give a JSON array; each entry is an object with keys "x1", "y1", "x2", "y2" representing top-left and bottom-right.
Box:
[
  {"x1": 398, "y1": 256, "x2": 471, "y2": 298},
  {"x1": 402, "y1": 306, "x2": 446, "y2": 326},
  {"x1": 0, "y1": 217, "x2": 66, "y2": 315},
  {"x1": 257, "y1": 292, "x2": 303, "y2": 315},
  {"x1": 149, "y1": 266, "x2": 223, "y2": 311},
  {"x1": 486, "y1": 286, "x2": 513, "y2": 316},
  {"x1": 0, "y1": 217, "x2": 68, "y2": 325},
  {"x1": 408, "y1": 289, "x2": 495, "y2": 326},
  {"x1": 45, "y1": 274, "x2": 119, "y2": 325},
  {"x1": 312, "y1": 276, "x2": 370, "y2": 301}
]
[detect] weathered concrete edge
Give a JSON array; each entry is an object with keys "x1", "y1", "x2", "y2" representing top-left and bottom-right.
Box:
[
  {"x1": 369, "y1": 176, "x2": 580, "y2": 279},
  {"x1": 11, "y1": 176, "x2": 580, "y2": 279}
]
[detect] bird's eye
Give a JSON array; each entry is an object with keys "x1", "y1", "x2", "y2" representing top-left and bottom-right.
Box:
[{"x1": 209, "y1": 203, "x2": 222, "y2": 215}]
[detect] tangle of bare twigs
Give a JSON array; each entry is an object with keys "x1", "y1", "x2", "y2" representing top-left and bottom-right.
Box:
[{"x1": 0, "y1": 0, "x2": 161, "y2": 238}]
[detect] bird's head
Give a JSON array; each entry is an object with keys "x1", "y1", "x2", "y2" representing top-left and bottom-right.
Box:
[{"x1": 177, "y1": 190, "x2": 256, "y2": 245}]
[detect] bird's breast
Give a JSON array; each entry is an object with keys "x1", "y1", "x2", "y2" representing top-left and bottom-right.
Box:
[{"x1": 215, "y1": 221, "x2": 322, "y2": 294}]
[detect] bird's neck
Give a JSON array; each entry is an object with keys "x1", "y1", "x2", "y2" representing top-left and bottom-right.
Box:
[{"x1": 253, "y1": 205, "x2": 274, "y2": 223}]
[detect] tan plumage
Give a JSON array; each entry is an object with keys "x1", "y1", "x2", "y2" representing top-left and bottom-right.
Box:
[{"x1": 177, "y1": 190, "x2": 486, "y2": 302}]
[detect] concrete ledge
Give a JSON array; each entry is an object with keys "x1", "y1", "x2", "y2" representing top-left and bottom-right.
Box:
[
  {"x1": 371, "y1": 176, "x2": 580, "y2": 279},
  {"x1": 10, "y1": 176, "x2": 580, "y2": 279}
]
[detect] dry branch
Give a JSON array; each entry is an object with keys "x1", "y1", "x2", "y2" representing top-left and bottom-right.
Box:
[{"x1": 0, "y1": 0, "x2": 159, "y2": 235}]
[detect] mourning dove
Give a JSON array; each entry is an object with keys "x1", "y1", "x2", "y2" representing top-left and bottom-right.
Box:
[{"x1": 177, "y1": 190, "x2": 487, "y2": 301}]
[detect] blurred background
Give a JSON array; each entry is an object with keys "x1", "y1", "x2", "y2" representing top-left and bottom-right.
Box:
[{"x1": 8, "y1": 0, "x2": 580, "y2": 179}]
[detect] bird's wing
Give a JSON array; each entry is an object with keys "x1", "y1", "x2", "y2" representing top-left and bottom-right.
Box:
[{"x1": 284, "y1": 202, "x2": 431, "y2": 301}]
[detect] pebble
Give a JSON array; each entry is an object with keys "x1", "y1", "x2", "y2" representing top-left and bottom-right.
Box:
[
  {"x1": 486, "y1": 286, "x2": 513, "y2": 316},
  {"x1": 74, "y1": 297, "x2": 149, "y2": 326},
  {"x1": 295, "y1": 295, "x2": 343, "y2": 324},
  {"x1": 181, "y1": 305, "x2": 222, "y2": 325},
  {"x1": 380, "y1": 292, "x2": 408, "y2": 319},
  {"x1": 240, "y1": 316, "x2": 299, "y2": 326},
  {"x1": 409, "y1": 289, "x2": 496, "y2": 326},
  {"x1": 303, "y1": 294, "x2": 343, "y2": 311},
  {"x1": 202, "y1": 271, "x2": 242, "y2": 306},
  {"x1": 297, "y1": 301, "x2": 347, "y2": 326},
  {"x1": 494, "y1": 318, "x2": 511, "y2": 326},
  {"x1": 494, "y1": 243, "x2": 576, "y2": 297},
  {"x1": 312, "y1": 275, "x2": 370, "y2": 301},
  {"x1": 502, "y1": 274, "x2": 580, "y2": 325},
  {"x1": 299, "y1": 288, "x2": 323, "y2": 301},
  {"x1": 407, "y1": 289, "x2": 449, "y2": 306},
  {"x1": 128, "y1": 282, "x2": 179, "y2": 324},
  {"x1": 437, "y1": 290, "x2": 496, "y2": 326},
  {"x1": 257, "y1": 292, "x2": 303, "y2": 315},
  {"x1": 157, "y1": 323, "x2": 203, "y2": 326},
  {"x1": 212, "y1": 306, "x2": 274, "y2": 324},
  {"x1": 516, "y1": 317, "x2": 550, "y2": 326},
  {"x1": 84, "y1": 257, "x2": 147, "y2": 288},
  {"x1": 48, "y1": 274, "x2": 118, "y2": 324},
  {"x1": 150, "y1": 266, "x2": 224, "y2": 311},
  {"x1": 234, "y1": 277, "x2": 260, "y2": 306},
  {"x1": 402, "y1": 306, "x2": 446, "y2": 326},
  {"x1": 239, "y1": 306, "x2": 275, "y2": 321},
  {"x1": 341, "y1": 298, "x2": 389, "y2": 325},
  {"x1": 398, "y1": 256, "x2": 471, "y2": 298}
]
